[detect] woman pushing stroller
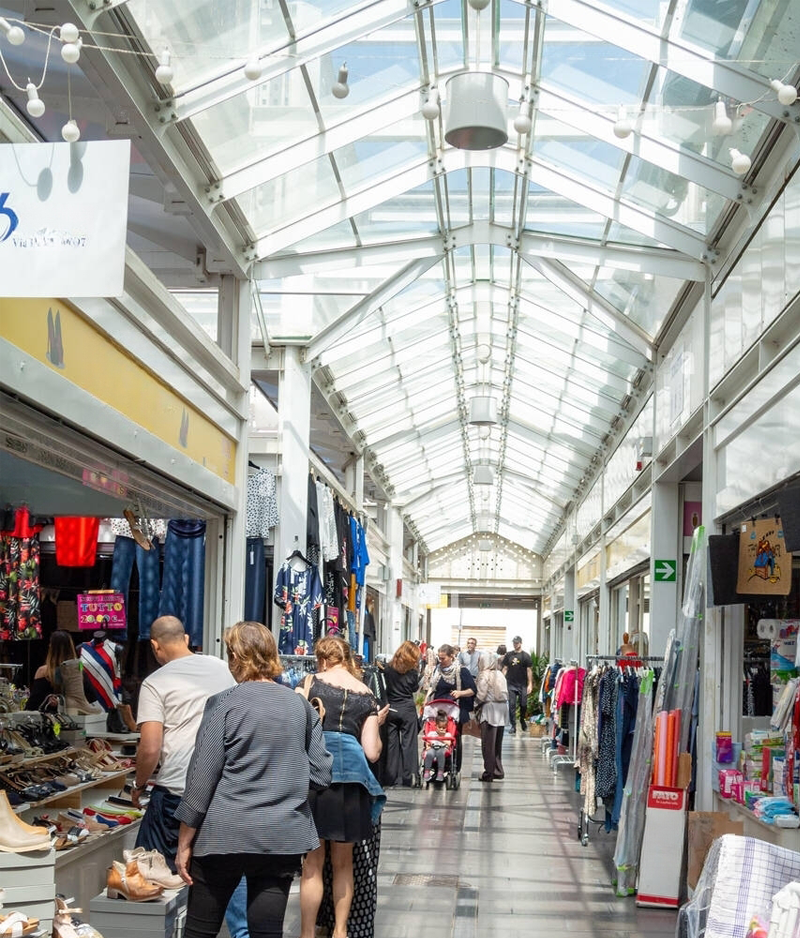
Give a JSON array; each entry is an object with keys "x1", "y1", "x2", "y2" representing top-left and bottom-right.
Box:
[
  {"x1": 423, "y1": 644, "x2": 477, "y2": 776},
  {"x1": 421, "y1": 708, "x2": 457, "y2": 783}
]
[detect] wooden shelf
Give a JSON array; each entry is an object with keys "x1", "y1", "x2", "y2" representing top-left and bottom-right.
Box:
[{"x1": 13, "y1": 768, "x2": 134, "y2": 814}]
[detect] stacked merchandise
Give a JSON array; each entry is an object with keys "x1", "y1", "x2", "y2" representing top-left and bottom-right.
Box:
[{"x1": 613, "y1": 525, "x2": 705, "y2": 900}]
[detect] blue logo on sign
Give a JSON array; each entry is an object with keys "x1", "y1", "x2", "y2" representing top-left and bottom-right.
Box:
[{"x1": 0, "y1": 193, "x2": 19, "y2": 241}]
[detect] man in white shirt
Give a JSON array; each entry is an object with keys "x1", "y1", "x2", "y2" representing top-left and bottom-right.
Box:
[
  {"x1": 132, "y1": 615, "x2": 235, "y2": 868},
  {"x1": 458, "y1": 637, "x2": 480, "y2": 678}
]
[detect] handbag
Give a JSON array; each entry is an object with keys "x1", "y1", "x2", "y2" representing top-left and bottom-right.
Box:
[
  {"x1": 297, "y1": 673, "x2": 326, "y2": 722},
  {"x1": 461, "y1": 716, "x2": 482, "y2": 739}
]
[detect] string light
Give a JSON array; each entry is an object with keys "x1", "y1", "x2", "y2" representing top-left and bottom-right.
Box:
[
  {"x1": 25, "y1": 82, "x2": 44, "y2": 118},
  {"x1": 331, "y1": 63, "x2": 349, "y2": 99},
  {"x1": 729, "y1": 148, "x2": 752, "y2": 175},
  {"x1": 0, "y1": 17, "x2": 24, "y2": 45},
  {"x1": 421, "y1": 87, "x2": 440, "y2": 120},
  {"x1": 612, "y1": 105, "x2": 633, "y2": 139},
  {"x1": 513, "y1": 97, "x2": 532, "y2": 135},
  {"x1": 155, "y1": 48, "x2": 173, "y2": 84},
  {"x1": 770, "y1": 79, "x2": 798, "y2": 106},
  {"x1": 711, "y1": 100, "x2": 733, "y2": 135},
  {"x1": 243, "y1": 58, "x2": 262, "y2": 81}
]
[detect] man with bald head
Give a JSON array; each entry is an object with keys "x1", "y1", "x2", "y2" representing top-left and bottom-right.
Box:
[{"x1": 132, "y1": 615, "x2": 234, "y2": 869}]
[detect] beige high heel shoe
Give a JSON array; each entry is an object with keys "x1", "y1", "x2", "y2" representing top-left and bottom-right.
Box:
[
  {"x1": 53, "y1": 897, "x2": 104, "y2": 938},
  {"x1": 122, "y1": 847, "x2": 184, "y2": 889}
]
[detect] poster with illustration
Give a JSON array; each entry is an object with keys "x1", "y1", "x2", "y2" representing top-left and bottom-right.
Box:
[{"x1": 736, "y1": 517, "x2": 792, "y2": 595}]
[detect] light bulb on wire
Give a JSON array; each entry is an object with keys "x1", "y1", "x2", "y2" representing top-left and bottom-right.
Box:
[
  {"x1": 0, "y1": 17, "x2": 25, "y2": 45},
  {"x1": 770, "y1": 79, "x2": 798, "y2": 106},
  {"x1": 243, "y1": 58, "x2": 262, "y2": 82},
  {"x1": 613, "y1": 105, "x2": 633, "y2": 139},
  {"x1": 155, "y1": 49, "x2": 174, "y2": 84},
  {"x1": 332, "y1": 63, "x2": 349, "y2": 99},
  {"x1": 468, "y1": 0, "x2": 491, "y2": 9},
  {"x1": 712, "y1": 100, "x2": 732, "y2": 136},
  {"x1": 513, "y1": 100, "x2": 532, "y2": 135},
  {"x1": 729, "y1": 148, "x2": 751, "y2": 175},
  {"x1": 421, "y1": 87, "x2": 440, "y2": 120},
  {"x1": 61, "y1": 38, "x2": 82, "y2": 64},
  {"x1": 61, "y1": 119, "x2": 80, "y2": 143},
  {"x1": 25, "y1": 83, "x2": 45, "y2": 118}
]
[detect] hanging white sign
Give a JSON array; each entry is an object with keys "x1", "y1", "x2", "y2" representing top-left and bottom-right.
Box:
[{"x1": 0, "y1": 139, "x2": 130, "y2": 298}]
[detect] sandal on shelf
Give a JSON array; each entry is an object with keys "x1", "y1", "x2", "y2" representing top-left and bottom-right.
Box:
[
  {"x1": 0, "y1": 911, "x2": 40, "y2": 936},
  {"x1": 54, "y1": 896, "x2": 104, "y2": 938}
]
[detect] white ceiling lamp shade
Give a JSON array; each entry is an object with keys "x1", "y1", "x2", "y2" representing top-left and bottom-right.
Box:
[
  {"x1": 444, "y1": 72, "x2": 509, "y2": 150},
  {"x1": 478, "y1": 538, "x2": 493, "y2": 551},
  {"x1": 468, "y1": 395, "x2": 497, "y2": 426},
  {"x1": 473, "y1": 465, "x2": 494, "y2": 485}
]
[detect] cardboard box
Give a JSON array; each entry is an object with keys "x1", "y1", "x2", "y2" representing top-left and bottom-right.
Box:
[{"x1": 686, "y1": 812, "x2": 744, "y2": 889}]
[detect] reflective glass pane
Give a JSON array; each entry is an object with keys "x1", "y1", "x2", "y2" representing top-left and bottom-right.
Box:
[
  {"x1": 334, "y1": 131, "x2": 429, "y2": 192},
  {"x1": 353, "y1": 181, "x2": 440, "y2": 239},
  {"x1": 241, "y1": 155, "x2": 338, "y2": 233}
]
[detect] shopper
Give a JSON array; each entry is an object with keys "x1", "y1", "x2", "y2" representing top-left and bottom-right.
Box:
[
  {"x1": 175, "y1": 621, "x2": 332, "y2": 938},
  {"x1": 458, "y1": 637, "x2": 480, "y2": 677},
  {"x1": 131, "y1": 615, "x2": 249, "y2": 937},
  {"x1": 298, "y1": 636, "x2": 388, "y2": 938},
  {"x1": 425, "y1": 644, "x2": 477, "y2": 771},
  {"x1": 383, "y1": 640, "x2": 421, "y2": 787},
  {"x1": 475, "y1": 653, "x2": 508, "y2": 782},
  {"x1": 25, "y1": 629, "x2": 79, "y2": 711},
  {"x1": 501, "y1": 637, "x2": 532, "y2": 734}
]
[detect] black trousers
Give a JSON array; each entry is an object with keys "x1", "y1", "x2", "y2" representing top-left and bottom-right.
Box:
[
  {"x1": 183, "y1": 853, "x2": 301, "y2": 938},
  {"x1": 508, "y1": 685, "x2": 528, "y2": 729},
  {"x1": 480, "y1": 723, "x2": 505, "y2": 778},
  {"x1": 385, "y1": 699, "x2": 419, "y2": 784}
]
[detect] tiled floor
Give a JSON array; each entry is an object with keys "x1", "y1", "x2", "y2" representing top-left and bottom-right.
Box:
[{"x1": 274, "y1": 731, "x2": 679, "y2": 938}]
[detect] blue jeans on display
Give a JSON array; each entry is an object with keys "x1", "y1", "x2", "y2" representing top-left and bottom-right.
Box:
[
  {"x1": 244, "y1": 538, "x2": 266, "y2": 623},
  {"x1": 158, "y1": 520, "x2": 206, "y2": 646},
  {"x1": 110, "y1": 535, "x2": 161, "y2": 639},
  {"x1": 225, "y1": 877, "x2": 250, "y2": 938},
  {"x1": 346, "y1": 610, "x2": 356, "y2": 648}
]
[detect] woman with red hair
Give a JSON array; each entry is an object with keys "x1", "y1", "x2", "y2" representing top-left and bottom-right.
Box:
[{"x1": 383, "y1": 641, "x2": 421, "y2": 787}]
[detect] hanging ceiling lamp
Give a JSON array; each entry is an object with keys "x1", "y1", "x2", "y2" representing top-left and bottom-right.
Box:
[
  {"x1": 473, "y1": 465, "x2": 494, "y2": 485},
  {"x1": 444, "y1": 72, "x2": 509, "y2": 150},
  {"x1": 468, "y1": 395, "x2": 497, "y2": 425}
]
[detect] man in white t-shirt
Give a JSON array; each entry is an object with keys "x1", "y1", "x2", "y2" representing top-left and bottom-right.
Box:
[{"x1": 132, "y1": 615, "x2": 235, "y2": 868}]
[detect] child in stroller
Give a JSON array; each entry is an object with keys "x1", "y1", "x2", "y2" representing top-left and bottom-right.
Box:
[{"x1": 420, "y1": 702, "x2": 458, "y2": 786}]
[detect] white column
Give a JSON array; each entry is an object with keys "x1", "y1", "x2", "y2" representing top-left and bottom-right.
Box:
[
  {"x1": 564, "y1": 565, "x2": 577, "y2": 660},
  {"x1": 218, "y1": 276, "x2": 250, "y2": 640},
  {"x1": 697, "y1": 273, "x2": 720, "y2": 811},
  {"x1": 274, "y1": 346, "x2": 312, "y2": 605},
  {"x1": 598, "y1": 529, "x2": 610, "y2": 655},
  {"x1": 649, "y1": 481, "x2": 680, "y2": 658},
  {"x1": 389, "y1": 505, "x2": 404, "y2": 650}
]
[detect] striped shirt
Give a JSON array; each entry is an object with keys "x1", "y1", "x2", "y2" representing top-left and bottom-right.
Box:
[{"x1": 175, "y1": 681, "x2": 332, "y2": 857}]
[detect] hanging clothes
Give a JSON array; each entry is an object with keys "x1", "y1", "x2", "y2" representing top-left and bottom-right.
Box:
[
  {"x1": 0, "y1": 508, "x2": 43, "y2": 640},
  {"x1": 244, "y1": 537, "x2": 266, "y2": 623},
  {"x1": 316, "y1": 481, "x2": 338, "y2": 563},
  {"x1": 306, "y1": 473, "x2": 320, "y2": 555},
  {"x1": 54, "y1": 516, "x2": 100, "y2": 566},
  {"x1": 157, "y1": 520, "x2": 206, "y2": 647},
  {"x1": 110, "y1": 535, "x2": 161, "y2": 639},
  {"x1": 273, "y1": 558, "x2": 324, "y2": 654},
  {"x1": 245, "y1": 468, "x2": 279, "y2": 537}
]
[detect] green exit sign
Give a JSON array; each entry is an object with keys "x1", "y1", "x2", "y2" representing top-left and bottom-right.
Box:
[
  {"x1": 564, "y1": 610, "x2": 574, "y2": 622},
  {"x1": 654, "y1": 559, "x2": 677, "y2": 582}
]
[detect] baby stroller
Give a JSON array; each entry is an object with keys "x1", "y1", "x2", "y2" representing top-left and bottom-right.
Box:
[{"x1": 415, "y1": 699, "x2": 461, "y2": 789}]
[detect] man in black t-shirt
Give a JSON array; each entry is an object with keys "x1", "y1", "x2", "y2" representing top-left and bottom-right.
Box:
[{"x1": 501, "y1": 637, "x2": 533, "y2": 734}]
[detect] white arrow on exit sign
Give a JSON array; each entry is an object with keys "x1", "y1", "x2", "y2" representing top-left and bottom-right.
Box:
[{"x1": 654, "y1": 560, "x2": 677, "y2": 582}]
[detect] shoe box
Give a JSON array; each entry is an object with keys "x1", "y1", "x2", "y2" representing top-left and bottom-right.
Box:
[
  {"x1": 0, "y1": 847, "x2": 56, "y2": 934},
  {"x1": 90, "y1": 886, "x2": 188, "y2": 938}
]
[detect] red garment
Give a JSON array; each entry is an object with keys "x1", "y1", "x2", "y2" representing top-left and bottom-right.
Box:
[
  {"x1": 555, "y1": 665, "x2": 586, "y2": 709},
  {"x1": 55, "y1": 517, "x2": 100, "y2": 567},
  {"x1": 0, "y1": 507, "x2": 44, "y2": 538}
]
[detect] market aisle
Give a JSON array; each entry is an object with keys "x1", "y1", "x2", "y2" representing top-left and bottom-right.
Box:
[{"x1": 274, "y1": 732, "x2": 679, "y2": 938}]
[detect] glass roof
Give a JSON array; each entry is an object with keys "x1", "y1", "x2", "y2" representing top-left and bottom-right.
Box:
[{"x1": 4, "y1": 0, "x2": 793, "y2": 557}]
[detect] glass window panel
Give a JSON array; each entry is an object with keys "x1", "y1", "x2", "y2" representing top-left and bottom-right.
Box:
[
  {"x1": 676, "y1": 0, "x2": 751, "y2": 58},
  {"x1": 171, "y1": 290, "x2": 218, "y2": 342},
  {"x1": 541, "y1": 27, "x2": 649, "y2": 103},
  {"x1": 334, "y1": 132, "x2": 429, "y2": 192},
  {"x1": 261, "y1": 293, "x2": 361, "y2": 340},
  {"x1": 240, "y1": 155, "x2": 338, "y2": 233},
  {"x1": 605, "y1": 223, "x2": 666, "y2": 247},
  {"x1": 593, "y1": 266, "x2": 683, "y2": 337},
  {"x1": 193, "y1": 69, "x2": 317, "y2": 173},
  {"x1": 352, "y1": 181, "x2": 440, "y2": 239},
  {"x1": 433, "y1": 0, "x2": 469, "y2": 71},
  {"x1": 280, "y1": 220, "x2": 357, "y2": 254},
  {"x1": 535, "y1": 121, "x2": 624, "y2": 191},
  {"x1": 602, "y1": 0, "x2": 664, "y2": 26}
]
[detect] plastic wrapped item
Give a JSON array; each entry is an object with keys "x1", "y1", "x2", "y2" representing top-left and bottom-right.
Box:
[
  {"x1": 677, "y1": 835, "x2": 800, "y2": 938},
  {"x1": 769, "y1": 881, "x2": 800, "y2": 938},
  {"x1": 612, "y1": 668, "x2": 655, "y2": 896},
  {"x1": 716, "y1": 732, "x2": 733, "y2": 763}
]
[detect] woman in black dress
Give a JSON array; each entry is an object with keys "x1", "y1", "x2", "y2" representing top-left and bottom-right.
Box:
[
  {"x1": 383, "y1": 641, "x2": 421, "y2": 786},
  {"x1": 298, "y1": 637, "x2": 388, "y2": 938},
  {"x1": 25, "y1": 630, "x2": 77, "y2": 711}
]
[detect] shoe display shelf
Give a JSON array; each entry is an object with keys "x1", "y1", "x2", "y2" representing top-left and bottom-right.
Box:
[
  {"x1": 90, "y1": 885, "x2": 188, "y2": 938},
  {"x1": 0, "y1": 847, "x2": 56, "y2": 935}
]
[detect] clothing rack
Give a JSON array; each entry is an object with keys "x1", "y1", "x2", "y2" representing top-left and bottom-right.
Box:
[
  {"x1": 586, "y1": 655, "x2": 665, "y2": 663},
  {"x1": 550, "y1": 659, "x2": 583, "y2": 773}
]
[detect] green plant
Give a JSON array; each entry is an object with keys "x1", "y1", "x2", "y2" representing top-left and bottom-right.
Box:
[{"x1": 528, "y1": 651, "x2": 549, "y2": 715}]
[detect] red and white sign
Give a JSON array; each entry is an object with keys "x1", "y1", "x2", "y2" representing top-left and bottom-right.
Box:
[{"x1": 637, "y1": 786, "x2": 687, "y2": 908}]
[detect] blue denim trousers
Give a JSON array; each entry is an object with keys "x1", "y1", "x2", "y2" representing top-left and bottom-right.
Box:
[
  {"x1": 110, "y1": 535, "x2": 161, "y2": 639},
  {"x1": 224, "y1": 877, "x2": 250, "y2": 938},
  {"x1": 158, "y1": 520, "x2": 206, "y2": 646}
]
